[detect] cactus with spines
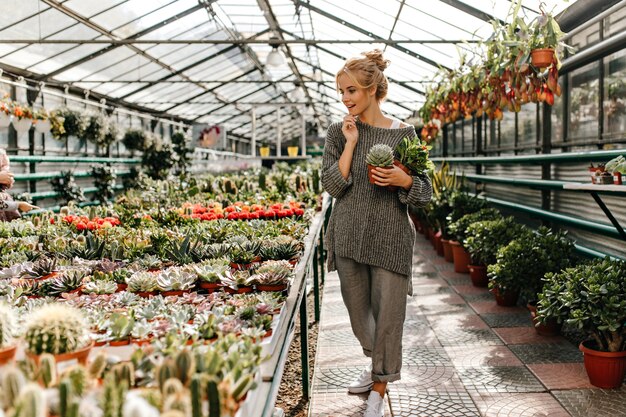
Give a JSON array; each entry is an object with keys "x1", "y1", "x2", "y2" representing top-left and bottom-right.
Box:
[
  {"x1": 59, "y1": 379, "x2": 72, "y2": 417},
  {"x1": 37, "y1": 353, "x2": 57, "y2": 388},
  {"x1": 295, "y1": 175, "x2": 303, "y2": 191},
  {"x1": 62, "y1": 366, "x2": 88, "y2": 397},
  {"x1": 24, "y1": 304, "x2": 89, "y2": 355},
  {"x1": 365, "y1": 144, "x2": 394, "y2": 167},
  {"x1": 2, "y1": 366, "x2": 26, "y2": 409},
  {"x1": 223, "y1": 179, "x2": 237, "y2": 195},
  {"x1": 175, "y1": 349, "x2": 195, "y2": 387},
  {"x1": 112, "y1": 361, "x2": 135, "y2": 389},
  {"x1": 312, "y1": 168, "x2": 320, "y2": 194},
  {"x1": 190, "y1": 375, "x2": 203, "y2": 417},
  {"x1": 163, "y1": 392, "x2": 191, "y2": 415},
  {"x1": 258, "y1": 171, "x2": 267, "y2": 191},
  {"x1": 0, "y1": 302, "x2": 16, "y2": 348},
  {"x1": 157, "y1": 359, "x2": 178, "y2": 393},
  {"x1": 162, "y1": 378, "x2": 184, "y2": 397},
  {"x1": 100, "y1": 373, "x2": 127, "y2": 417},
  {"x1": 13, "y1": 383, "x2": 46, "y2": 417},
  {"x1": 207, "y1": 377, "x2": 220, "y2": 417},
  {"x1": 88, "y1": 351, "x2": 107, "y2": 380}
]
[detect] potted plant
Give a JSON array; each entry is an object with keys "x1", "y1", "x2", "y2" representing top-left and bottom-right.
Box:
[
  {"x1": 156, "y1": 268, "x2": 196, "y2": 296},
  {"x1": 287, "y1": 137, "x2": 299, "y2": 157},
  {"x1": 448, "y1": 208, "x2": 502, "y2": 279},
  {"x1": 126, "y1": 271, "x2": 158, "y2": 298},
  {"x1": 537, "y1": 258, "x2": 626, "y2": 388},
  {"x1": 51, "y1": 108, "x2": 87, "y2": 140},
  {"x1": 488, "y1": 227, "x2": 574, "y2": 334},
  {"x1": 193, "y1": 259, "x2": 229, "y2": 292},
  {"x1": 221, "y1": 270, "x2": 254, "y2": 294},
  {"x1": 395, "y1": 136, "x2": 435, "y2": 175},
  {"x1": 32, "y1": 108, "x2": 51, "y2": 133},
  {"x1": 527, "y1": 6, "x2": 569, "y2": 69},
  {"x1": 0, "y1": 303, "x2": 17, "y2": 364},
  {"x1": 464, "y1": 217, "x2": 531, "y2": 300},
  {"x1": 259, "y1": 140, "x2": 270, "y2": 157},
  {"x1": 23, "y1": 304, "x2": 93, "y2": 365},
  {"x1": 605, "y1": 155, "x2": 626, "y2": 185},
  {"x1": 107, "y1": 312, "x2": 135, "y2": 346},
  {"x1": 250, "y1": 260, "x2": 293, "y2": 292},
  {"x1": 441, "y1": 192, "x2": 488, "y2": 262}
]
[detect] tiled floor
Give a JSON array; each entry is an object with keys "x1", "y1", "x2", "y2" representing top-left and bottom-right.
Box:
[{"x1": 308, "y1": 235, "x2": 626, "y2": 416}]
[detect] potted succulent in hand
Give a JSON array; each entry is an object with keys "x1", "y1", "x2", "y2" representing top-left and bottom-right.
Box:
[
  {"x1": 365, "y1": 144, "x2": 394, "y2": 185},
  {"x1": 536, "y1": 258, "x2": 626, "y2": 388},
  {"x1": 0, "y1": 303, "x2": 17, "y2": 364},
  {"x1": 24, "y1": 304, "x2": 93, "y2": 365},
  {"x1": 488, "y1": 227, "x2": 574, "y2": 334}
]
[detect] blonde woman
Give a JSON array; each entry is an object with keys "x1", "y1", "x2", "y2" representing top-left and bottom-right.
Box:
[
  {"x1": 322, "y1": 49, "x2": 432, "y2": 416},
  {"x1": 0, "y1": 148, "x2": 37, "y2": 219}
]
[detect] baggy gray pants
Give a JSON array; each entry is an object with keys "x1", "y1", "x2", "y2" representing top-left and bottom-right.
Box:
[{"x1": 335, "y1": 256, "x2": 408, "y2": 383}]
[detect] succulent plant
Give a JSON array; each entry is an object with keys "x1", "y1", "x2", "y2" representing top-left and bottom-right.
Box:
[
  {"x1": 157, "y1": 268, "x2": 196, "y2": 292},
  {"x1": 204, "y1": 243, "x2": 230, "y2": 259},
  {"x1": 24, "y1": 304, "x2": 90, "y2": 355},
  {"x1": 261, "y1": 240, "x2": 300, "y2": 261},
  {"x1": 134, "y1": 255, "x2": 163, "y2": 271},
  {"x1": 83, "y1": 280, "x2": 117, "y2": 295},
  {"x1": 126, "y1": 271, "x2": 158, "y2": 293},
  {"x1": 221, "y1": 270, "x2": 252, "y2": 289},
  {"x1": 47, "y1": 270, "x2": 87, "y2": 296},
  {"x1": 366, "y1": 143, "x2": 394, "y2": 167},
  {"x1": 193, "y1": 260, "x2": 229, "y2": 283},
  {"x1": 0, "y1": 303, "x2": 16, "y2": 347},
  {"x1": 67, "y1": 233, "x2": 106, "y2": 260},
  {"x1": 0, "y1": 262, "x2": 32, "y2": 279},
  {"x1": 20, "y1": 257, "x2": 58, "y2": 279}
]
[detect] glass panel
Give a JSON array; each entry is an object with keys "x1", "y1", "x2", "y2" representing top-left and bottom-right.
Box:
[
  {"x1": 604, "y1": 3, "x2": 626, "y2": 38},
  {"x1": 518, "y1": 104, "x2": 538, "y2": 148},
  {"x1": 603, "y1": 49, "x2": 626, "y2": 138},
  {"x1": 569, "y1": 62, "x2": 599, "y2": 141},
  {"x1": 569, "y1": 22, "x2": 600, "y2": 50},
  {"x1": 500, "y1": 111, "x2": 516, "y2": 149}
]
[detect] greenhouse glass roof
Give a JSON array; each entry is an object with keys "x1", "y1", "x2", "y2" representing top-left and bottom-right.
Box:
[{"x1": 0, "y1": 0, "x2": 573, "y2": 142}]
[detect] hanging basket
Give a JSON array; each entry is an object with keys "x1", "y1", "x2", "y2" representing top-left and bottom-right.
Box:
[
  {"x1": 12, "y1": 118, "x2": 32, "y2": 133},
  {"x1": 530, "y1": 48, "x2": 555, "y2": 69},
  {"x1": 34, "y1": 119, "x2": 51, "y2": 133},
  {"x1": 0, "y1": 113, "x2": 11, "y2": 127}
]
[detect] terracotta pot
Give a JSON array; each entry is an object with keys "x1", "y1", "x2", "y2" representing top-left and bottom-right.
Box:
[
  {"x1": 135, "y1": 291, "x2": 157, "y2": 298},
  {"x1": 256, "y1": 283, "x2": 288, "y2": 292},
  {"x1": 0, "y1": 344, "x2": 18, "y2": 365},
  {"x1": 367, "y1": 164, "x2": 390, "y2": 185},
  {"x1": 491, "y1": 286, "x2": 519, "y2": 307},
  {"x1": 450, "y1": 241, "x2": 470, "y2": 273},
  {"x1": 26, "y1": 341, "x2": 94, "y2": 366},
  {"x1": 131, "y1": 338, "x2": 153, "y2": 347},
  {"x1": 116, "y1": 283, "x2": 128, "y2": 292},
  {"x1": 387, "y1": 161, "x2": 412, "y2": 192},
  {"x1": 109, "y1": 339, "x2": 131, "y2": 347},
  {"x1": 527, "y1": 302, "x2": 562, "y2": 336},
  {"x1": 224, "y1": 285, "x2": 254, "y2": 294},
  {"x1": 530, "y1": 48, "x2": 554, "y2": 68},
  {"x1": 433, "y1": 230, "x2": 444, "y2": 256},
  {"x1": 161, "y1": 290, "x2": 187, "y2": 297},
  {"x1": 614, "y1": 172, "x2": 622, "y2": 185},
  {"x1": 579, "y1": 340, "x2": 626, "y2": 389},
  {"x1": 468, "y1": 264, "x2": 489, "y2": 287},
  {"x1": 441, "y1": 239, "x2": 454, "y2": 262},
  {"x1": 199, "y1": 282, "x2": 221, "y2": 293}
]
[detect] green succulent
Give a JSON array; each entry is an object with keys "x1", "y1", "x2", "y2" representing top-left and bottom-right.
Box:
[{"x1": 365, "y1": 144, "x2": 394, "y2": 167}]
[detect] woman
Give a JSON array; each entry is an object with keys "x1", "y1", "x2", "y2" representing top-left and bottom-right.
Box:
[
  {"x1": 322, "y1": 50, "x2": 432, "y2": 417},
  {"x1": 0, "y1": 148, "x2": 37, "y2": 218}
]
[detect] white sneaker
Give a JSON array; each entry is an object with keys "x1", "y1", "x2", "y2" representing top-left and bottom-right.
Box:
[
  {"x1": 347, "y1": 363, "x2": 373, "y2": 394},
  {"x1": 363, "y1": 390, "x2": 385, "y2": 417}
]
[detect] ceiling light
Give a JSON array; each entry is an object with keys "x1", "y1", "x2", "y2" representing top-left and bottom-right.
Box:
[{"x1": 266, "y1": 37, "x2": 285, "y2": 67}]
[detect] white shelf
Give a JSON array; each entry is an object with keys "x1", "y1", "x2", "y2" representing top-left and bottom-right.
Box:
[{"x1": 562, "y1": 183, "x2": 626, "y2": 193}]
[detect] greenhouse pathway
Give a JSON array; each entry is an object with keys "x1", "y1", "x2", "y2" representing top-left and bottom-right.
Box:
[{"x1": 308, "y1": 235, "x2": 626, "y2": 416}]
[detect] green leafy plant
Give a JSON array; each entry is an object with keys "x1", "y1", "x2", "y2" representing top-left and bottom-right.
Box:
[
  {"x1": 91, "y1": 164, "x2": 117, "y2": 203},
  {"x1": 537, "y1": 258, "x2": 626, "y2": 352},
  {"x1": 122, "y1": 129, "x2": 151, "y2": 152},
  {"x1": 605, "y1": 155, "x2": 626, "y2": 174},
  {"x1": 50, "y1": 172, "x2": 85, "y2": 205},
  {"x1": 464, "y1": 216, "x2": 531, "y2": 266},
  {"x1": 51, "y1": 108, "x2": 86, "y2": 140},
  {"x1": 395, "y1": 136, "x2": 434, "y2": 173},
  {"x1": 487, "y1": 227, "x2": 575, "y2": 300},
  {"x1": 142, "y1": 143, "x2": 175, "y2": 180},
  {"x1": 448, "y1": 208, "x2": 502, "y2": 244}
]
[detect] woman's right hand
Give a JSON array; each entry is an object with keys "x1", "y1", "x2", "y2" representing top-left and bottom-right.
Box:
[
  {"x1": 0, "y1": 171, "x2": 14, "y2": 188},
  {"x1": 342, "y1": 115, "x2": 358, "y2": 146}
]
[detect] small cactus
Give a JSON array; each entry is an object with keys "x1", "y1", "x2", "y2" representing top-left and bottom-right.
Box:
[
  {"x1": 312, "y1": 168, "x2": 320, "y2": 194},
  {"x1": 2, "y1": 366, "x2": 26, "y2": 408},
  {"x1": 365, "y1": 144, "x2": 394, "y2": 167},
  {"x1": 163, "y1": 392, "x2": 191, "y2": 415},
  {"x1": 207, "y1": 378, "x2": 220, "y2": 417},
  {"x1": 112, "y1": 362, "x2": 135, "y2": 389},
  {"x1": 162, "y1": 378, "x2": 184, "y2": 397},
  {"x1": 24, "y1": 304, "x2": 89, "y2": 355},
  {"x1": 37, "y1": 353, "x2": 57, "y2": 388},
  {"x1": 0, "y1": 303, "x2": 16, "y2": 348},
  {"x1": 190, "y1": 375, "x2": 203, "y2": 417},
  {"x1": 174, "y1": 349, "x2": 195, "y2": 387},
  {"x1": 88, "y1": 351, "x2": 107, "y2": 380},
  {"x1": 157, "y1": 359, "x2": 177, "y2": 393},
  {"x1": 13, "y1": 383, "x2": 46, "y2": 417},
  {"x1": 62, "y1": 366, "x2": 88, "y2": 397},
  {"x1": 258, "y1": 171, "x2": 267, "y2": 191}
]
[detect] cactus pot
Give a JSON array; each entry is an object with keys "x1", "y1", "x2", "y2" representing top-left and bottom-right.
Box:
[
  {"x1": 135, "y1": 291, "x2": 157, "y2": 298},
  {"x1": 256, "y1": 283, "x2": 288, "y2": 292},
  {"x1": 26, "y1": 340, "x2": 94, "y2": 366},
  {"x1": 287, "y1": 146, "x2": 299, "y2": 157},
  {"x1": 199, "y1": 282, "x2": 222, "y2": 292},
  {"x1": 40, "y1": 272, "x2": 59, "y2": 281},
  {"x1": 0, "y1": 344, "x2": 18, "y2": 365},
  {"x1": 109, "y1": 339, "x2": 131, "y2": 347},
  {"x1": 387, "y1": 161, "x2": 412, "y2": 192},
  {"x1": 131, "y1": 338, "x2": 153, "y2": 346}
]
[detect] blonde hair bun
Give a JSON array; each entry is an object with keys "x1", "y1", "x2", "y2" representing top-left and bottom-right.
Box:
[{"x1": 362, "y1": 49, "x2": 390, "y2": 72}]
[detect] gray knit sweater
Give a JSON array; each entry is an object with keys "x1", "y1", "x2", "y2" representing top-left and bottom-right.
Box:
[{"x1": 322, "y1": 119, "x2": 432, "y2": 278}]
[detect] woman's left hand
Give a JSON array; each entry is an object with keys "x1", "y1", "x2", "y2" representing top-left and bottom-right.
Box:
[{"x1": 372, "y1": 165, "x2": 413, "y2": 190}]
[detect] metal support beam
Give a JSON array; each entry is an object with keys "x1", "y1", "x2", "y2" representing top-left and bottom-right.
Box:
[
  {"x1": 439, "y1": 0, "x2": 502, "y2": 24},
  {"x1": 0, "y1": 38, "x2": 481, "y2": 45},
  {"x1": 292, "y1": 0, "x2": 449, "y2": 71}
]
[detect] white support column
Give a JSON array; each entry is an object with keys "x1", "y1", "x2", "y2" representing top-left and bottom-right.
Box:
[
  {"x1": 276, "y1": 107, "x2": 282, "y2": 157},
  {"x1": 301, "y1": 112, "x2": 306, "y2": 156},
  {"x1": 251, "y1": 108, "x2": 256, "y2": 157}
]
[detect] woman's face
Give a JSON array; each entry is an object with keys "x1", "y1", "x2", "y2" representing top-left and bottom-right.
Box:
[{"x1": 337, "y1": 73, "x2": 374, "y2": 116}]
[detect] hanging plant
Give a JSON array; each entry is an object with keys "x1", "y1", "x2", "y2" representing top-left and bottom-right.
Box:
[
  {"x1": 52, "y1": 108, "x2": 87, "y2": 140},
  {"x1": 81, "y1": 113, "x2": 110, "y2": 146},
  {"x1": 171, "y1": 130, "x2": 191, "y2": 175},
  {"x1": 103, "y1": 122, "x2": 120, "y2": 148},
  {"x1": 122, "y1": 129, "x2": 151, "y2": 152},
  {"x1": 141, "y1": 142, "x2": 175, "y2": 180}
]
